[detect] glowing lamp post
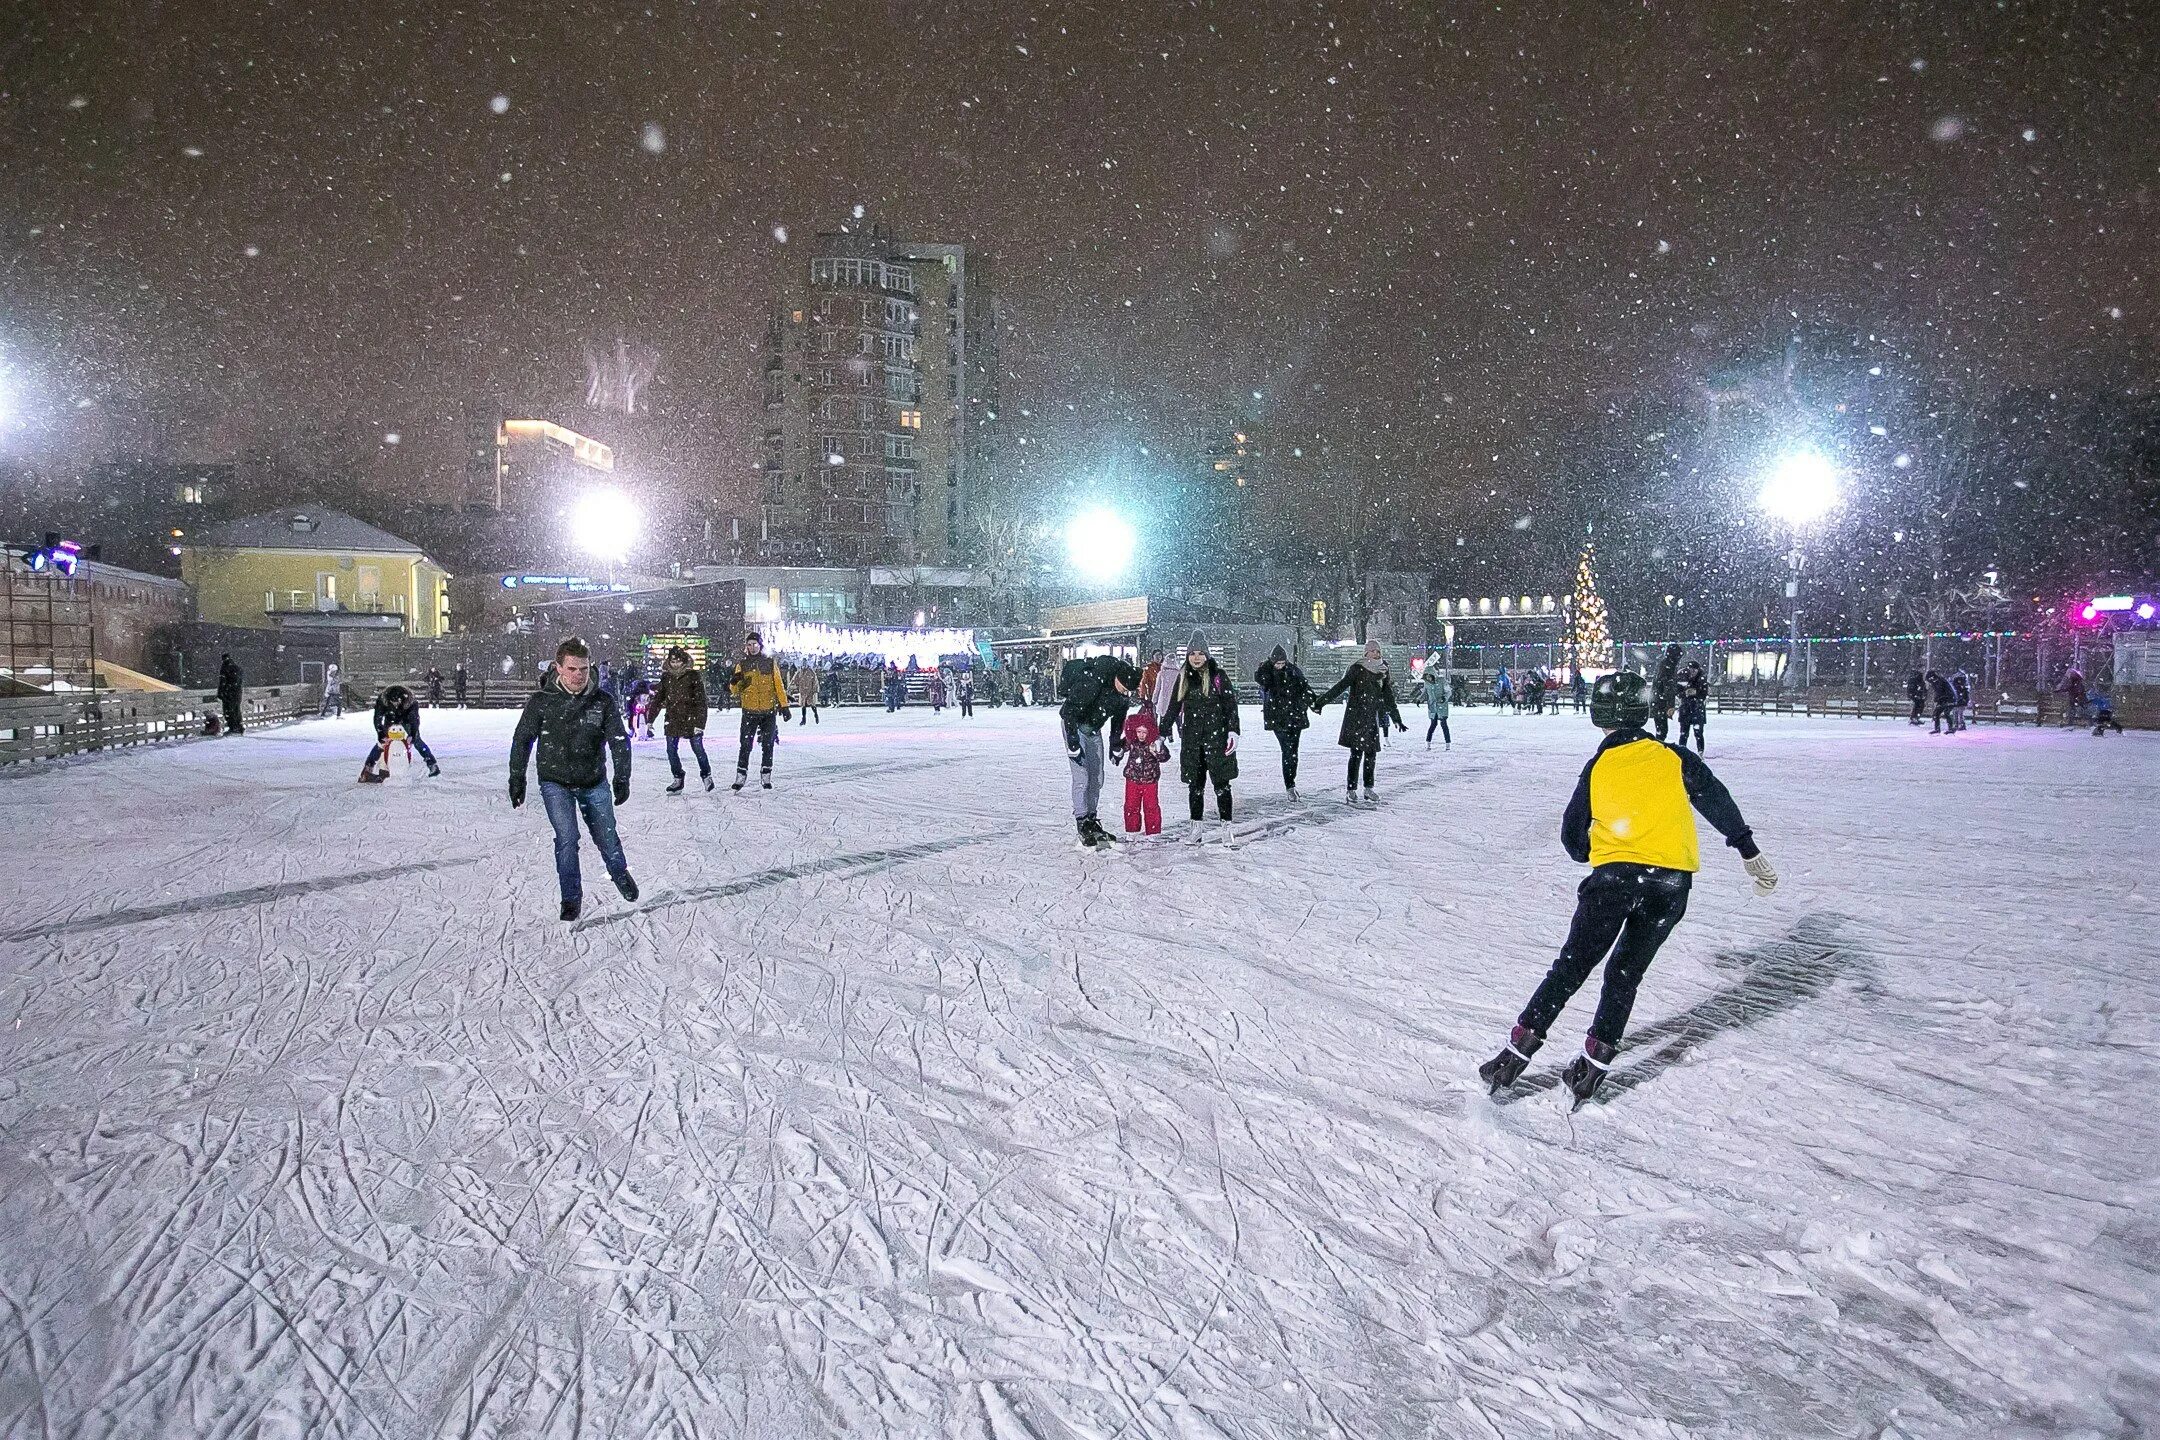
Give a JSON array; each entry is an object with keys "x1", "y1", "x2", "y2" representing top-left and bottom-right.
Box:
[
  {"x1": 1064, "y1": 508, "x2": 1136, "y2": 586},
  {"x1": 571, "y1": 487, "x2": 642, "y2": 583},
  {"x1": 1757, "y1": 451, "x2": 1841, "y2": 689}
]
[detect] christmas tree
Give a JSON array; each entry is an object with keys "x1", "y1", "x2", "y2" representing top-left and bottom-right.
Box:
[{"x1": 1569, "y1": 542, "x2": 1616, "y2": 672}]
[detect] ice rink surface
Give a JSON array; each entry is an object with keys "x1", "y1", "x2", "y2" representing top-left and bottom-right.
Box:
[{"x1": 1, "y1": 703, "x2": 2154, "y2": 1438}]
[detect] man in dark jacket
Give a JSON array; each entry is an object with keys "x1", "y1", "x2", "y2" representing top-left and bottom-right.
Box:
[
  {"x1": 360, "y1": 683, "x2": 439, "y2": 781},
  {"x1": 1060, "y1": 652, "x2": 1139, "y2": 846},
  {"x1": 1479, "y1": 671, "x2": 1776, "y2": 1104},
  {"x1": 1252, "y1": 644, "x2": 1313, "y2": 794},
  {"x1": 453, "y1": 661, "x2": 469, "y2": 707},
  {"x1": 1650, "y1": 643, "x2": 1682, "y2": 741},
  {"x1": 655, "y1": 645, "x2": 712, "y2": 792},
  {"x1": 216, "y1": 654, "x2": 244, "y2": 735},
  {"x1": 1906, "y1": 669, "x2": 1928, "y2": 725},
  {"x1": 509, "y1": 635, "x2": 638, "y2": 921},
  {"x1": 1162, "y1": 631, "x2": 1240, "y2": 825}
]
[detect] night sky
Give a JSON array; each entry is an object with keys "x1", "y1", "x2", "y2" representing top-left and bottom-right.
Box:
[{"x1": 4, "y1": 1, "x2": 2154, "y2": 544}]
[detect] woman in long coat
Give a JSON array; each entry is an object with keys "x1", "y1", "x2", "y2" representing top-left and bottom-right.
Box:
[{"x1": 1315, "y1": 639, "x2": 1406, "y2": 804}]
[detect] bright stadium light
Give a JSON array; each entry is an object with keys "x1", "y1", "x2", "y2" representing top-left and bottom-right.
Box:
[
  {"x1": 1065, "y1": 508, "x2": 1136, "y2": 583},
  {"x1": 571, "y1": 487, "x2": 641, "y2": 563},
  {"x1": 1757, "y1": 449, "x2": 1842, "y2": 527}
]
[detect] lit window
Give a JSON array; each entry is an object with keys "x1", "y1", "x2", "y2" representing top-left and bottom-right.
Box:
[{"x1": 1311, "y1": 600, "x2": 1327, "y2": 626}]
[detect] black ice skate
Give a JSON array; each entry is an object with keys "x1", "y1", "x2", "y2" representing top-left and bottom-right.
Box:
[
  {"x1": 560, "y1": 899, "x2": 581, "y2": 923},
  {"x1": 702, "y1": 774, "x2": 715, "y2": 791},
  {"x1": 425, "y1": 760, "x2": 440, "y2": 777},
  {"x1": 666, "y1": 777, "x2": 685, "y2": 794},
  {"x1": 1479, "y1": 1024, "x2": 1543, "y2": 1093},
  {"x1": 613, "y1": 873, "x2": 639, "y2": 903},
  {"x1": 731, "y1": 772, "x2": 747, "y2": 792},
  {"x1": 1561, "y1": 1036, "x2": 1618, "y2": 1109}
]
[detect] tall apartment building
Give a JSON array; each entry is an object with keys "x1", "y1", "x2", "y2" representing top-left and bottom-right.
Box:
[{"x1": 757, "y1": 227, "x2": 1000, "y2": 565}]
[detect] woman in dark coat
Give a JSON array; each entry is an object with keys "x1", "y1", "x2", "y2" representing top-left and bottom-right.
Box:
[
  {"x1": 1252, "y1": 644, "x2": 1313, "y2": 795},
  {"x1": 1161, "y1": 630, "x2": 1241, "y2": 825},
  {"x1": 655, "y1": 646, "x2": 713, "y2": 791},
  {"x1": 1315, "y1": 639, "x2": 1406, "y2": 804}
]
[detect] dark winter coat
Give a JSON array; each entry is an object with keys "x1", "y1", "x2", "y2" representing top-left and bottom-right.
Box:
[
  {"x1": 1318, "y1": 662, "x2": 1405, "y2": 751},
  {"x1": 654, "y1": 668, "x2": 709, "y2": 738},
  {"x1": 374, "y1": 686, "x2": 423, "y2": 739},
  {"x1": 511, "y1": 676, "x2": 631, "y2": 790},
  {"x1": 1058, "y1": 655, "x2": 1137, "y2": 744},
  {"x1": 1928, "y1": 673, "x2": 1957, "y2": 707},
  {"x1": 1651, "y1": 648, "x2": 1682, "y2": 716},
  {"x1": 1163, "y1": 657, "x2": 1241, "y2": 785},
  {"x1": 216, "y1": 658, "x2": 243, "y2": 703},
  {"x1": 1906, "y1": 671, "x2": 1928, "y2": 703},
  {"x1": 1950, "y1": 671, "x2": 1972, "y2": 706},
  {"x1": 1253, "y1": 655, "x2": 1314, "y2": 733}
]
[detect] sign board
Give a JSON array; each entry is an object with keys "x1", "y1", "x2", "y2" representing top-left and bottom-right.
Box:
[{"x1": 1045, "y1": 597, "x2": 1149, "y2": 634}]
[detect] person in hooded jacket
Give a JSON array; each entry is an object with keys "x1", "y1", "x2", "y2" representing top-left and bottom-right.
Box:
[
  {"x1": 1906, "y1": 669, "x2": 1928, "y2": 725},
  {"x1": 1950, "y1": 667, "x2": 1973, "y2": 729},
  {"x1": 1675, "y1": 660, "x2": 1709, "y2": 753},
  {"x1": 1421, "y1": 651, "x2": 1452, "y2": 747},
  {"x1": 1162, "y1": 631, "x2": 1241, "y2": 827},
  {"x1": 1252, "y1": 644, "x2": 1314, "y2": 794},
  {"x1": 509, "y1": 636, "x2": 637, "y2": 922},
  {"x1": 655, "y1": 645, "x2": 712, "y2": 792},
  {"x1": 1927, "y1": 668, "x2": 1960, "y2": 734},
  {"x1": 1060, "y1": 653, "x2": 1139, "y2": 847},
  {"x1": 1118, "y1": 696, "x2": 1172, "y2": 835},
  {"x1": 360, "y1": 682, "x2": 439, "y2": 781},
  {"x1": 1315, "y1": 639, "x2": 1406, "y2": 803}
]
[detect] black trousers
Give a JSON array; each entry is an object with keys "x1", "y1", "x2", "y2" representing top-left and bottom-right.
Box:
[
  {"x1": 1653, "y1": 709, "x2": 1672, "y2": 741},
  {"x1": 221, "y1": 697, "x2": 244, "y2": 734},
  {"x1": 1187, "y1": 775, "x2": 1233, "y2": 821},
  {"x1": 737, "y1": 711, "x2": 779, "y2": 774},
  {"x1": 1274, "y1": 729, "x2": 1301, "y2": 788},
  {"x1": 1678, "y1": 704, "x2": 1705, "y2": 752},
  {"x1": 1518, "y1": 864, "x2": 1692, "y2": 1047},
  {"x1": 1346, "y1": 746, "x2": 1377, "y2": 789},
  {"x1": 1425, "y1": 714, "x2": 1451, "y2": 744},
  {"x1": 1909, "y1": 695, "x2": 1926, "y2": 723}
]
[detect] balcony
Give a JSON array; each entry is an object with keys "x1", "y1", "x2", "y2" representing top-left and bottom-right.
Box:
[{"x1": 263, "y1": 591, "x2": 410, "y2": 632}]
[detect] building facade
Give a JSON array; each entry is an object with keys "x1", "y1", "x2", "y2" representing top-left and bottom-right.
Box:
[
  {"x1": 180, "y1": 506, "x2": 451, "y2": 638},
  {"x1": 757, "y1": 227, "x2": 1000, "y2": 566}
]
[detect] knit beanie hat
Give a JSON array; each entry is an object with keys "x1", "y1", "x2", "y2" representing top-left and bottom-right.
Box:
[{"x1": 1186, "y1": 629, "x2": 1210, "y2": 657}]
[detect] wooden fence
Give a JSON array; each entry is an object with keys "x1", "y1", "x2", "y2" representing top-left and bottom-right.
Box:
[{"x1": 0, "y1": 684, "x2": 324, "y2": 765}]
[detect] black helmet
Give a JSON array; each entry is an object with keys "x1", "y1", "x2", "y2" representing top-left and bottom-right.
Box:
[{"x1": 1589, "y1": 672, "x2": 1651, "y2": 729}]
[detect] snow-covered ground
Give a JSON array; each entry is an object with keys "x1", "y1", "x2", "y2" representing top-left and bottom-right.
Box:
[{"x1": 0, "y1": 703, "x2": 2153, "y2": 1438}]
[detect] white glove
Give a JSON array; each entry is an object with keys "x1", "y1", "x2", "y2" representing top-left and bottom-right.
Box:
[
  {"x1": 1224, "y1": 733, "x2": 1238, "y2": 754},
  {"x1": 1743, "y1": 853, "x2": 1779, "y2": 897}
]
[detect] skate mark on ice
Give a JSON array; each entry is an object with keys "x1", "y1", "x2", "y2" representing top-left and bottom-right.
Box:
[
  {"x1": 1493, "y1": 912, "x2": 1868, "y2": 1107},
  {"x1": 0, "y1": 857, "x2": 484, "y2": 942},
  {"x1": 573, "y1": 832, "x2": 997, "y2": 930}
]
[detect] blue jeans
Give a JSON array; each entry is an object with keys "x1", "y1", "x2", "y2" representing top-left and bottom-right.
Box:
[
  {"x1": 666, "y1": 733, "x2": 710, "y2": 779},
  {"x1": 539, "y1": 780, "x2": 630, "y2": 904}
]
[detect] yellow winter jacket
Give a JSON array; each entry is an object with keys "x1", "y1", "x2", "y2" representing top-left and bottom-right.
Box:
[
  {"x1": 1561, "y1": 730, "x2": 1758, "y2": 872},
  {"x1": 730, "y1": 656, "x2": 790, "y2": 714}
]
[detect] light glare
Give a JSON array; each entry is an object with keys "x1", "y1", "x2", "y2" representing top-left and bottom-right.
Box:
[
  {"x1": 1065, "y1": 508, "x2": 1136, "y2": 583},
  {"x1": 571, "y1": 487, "x2": 642, "y2": 562},
  {"x1": 1758, "y1": 451, "x2": 1842, "y2": 527}
]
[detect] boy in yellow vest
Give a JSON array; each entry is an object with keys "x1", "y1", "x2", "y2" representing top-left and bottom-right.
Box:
[{"x1": 1481, "y1": 671, "x2": 1779, "y2": 1104}]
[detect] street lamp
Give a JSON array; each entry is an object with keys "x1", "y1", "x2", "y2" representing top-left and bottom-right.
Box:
[
  {"x1": 1064, "y1": 508, "x2": 1136, "y2": 585},
  {"x1": 571, "y1": 487, "x2": 642, "y2": 582},
  {"x1": 1756, "y1": 450, "x2": 1841, "y2": 688}
]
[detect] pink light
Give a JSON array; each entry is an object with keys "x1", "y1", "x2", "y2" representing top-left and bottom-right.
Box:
[{"x1": 2081, "y1": 604, "x2": 2098, "y2": 622}]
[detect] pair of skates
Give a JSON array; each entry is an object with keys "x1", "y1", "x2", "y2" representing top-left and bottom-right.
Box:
[{"x1": 1479, "y1": 1024, "x2": 1616, "y2": 1109}]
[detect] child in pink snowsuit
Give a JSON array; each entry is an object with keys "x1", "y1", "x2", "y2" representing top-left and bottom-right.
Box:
[{"x1": 1120, "y1": 701, "x2": 1171, "y2": 835}]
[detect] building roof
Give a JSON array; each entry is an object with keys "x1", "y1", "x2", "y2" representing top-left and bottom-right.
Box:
[{"x1": 194, "y1": 506, "x2": 425, "y2": 556}]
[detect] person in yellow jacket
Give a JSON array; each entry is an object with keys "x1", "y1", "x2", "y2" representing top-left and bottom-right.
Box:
[
  {"x1": 1480, "y1": 670, "x2": 1779, "y2": 1105},
  {"x1": 727, "y1": 632, "x2": 791, "y2": 790}
]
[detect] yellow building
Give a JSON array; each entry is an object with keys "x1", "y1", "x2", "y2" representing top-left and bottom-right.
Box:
[{"x1": 180, "y1": 507, "x2": 451, "y2": 637}]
